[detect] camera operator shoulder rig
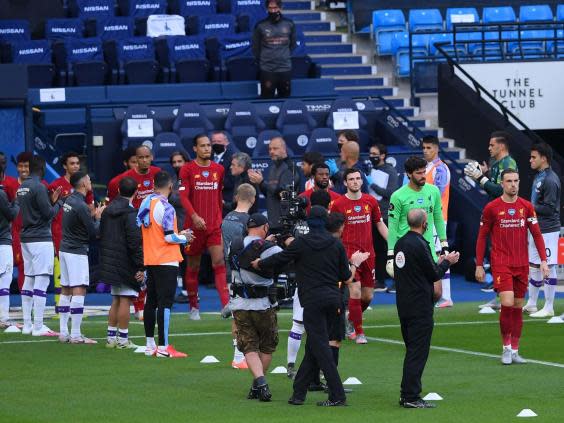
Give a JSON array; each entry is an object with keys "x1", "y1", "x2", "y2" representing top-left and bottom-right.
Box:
[{"x1": 229, "y1": 237, "x2": 276, "y2": 279}]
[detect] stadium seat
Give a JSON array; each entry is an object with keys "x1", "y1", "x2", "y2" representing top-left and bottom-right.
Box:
[
  {"x1": 72, "y1": 0, "x2": 115, "y2": 19},
  {"x1": 63, "y1": 37, "x2": 108, "y2": 86},
  {"x1": 275, "y1": 99, "x2": 317, "y2": 156},
  {"x1": 152, "y1": 132, "x2": 186, "y2": 162},
  {"x1": 10, "y1": 40, "x2": 56, "y2": 88},
  {"x1": 121, "y1": 104, "x2": 162, "y2": 148},
  {"x1": 96, "y1": 17, "x2": 135, "y2": 40},
  {"x1": 558, "y1": 5, "x2": 564, "y2": 21},
  {"x1": 146, "y1": 15, "x2": 186, "y2": 37},
  {"x1": 455, "y1": 31, "x2": 484, "y2": 57},
  {"x1": 306, "y1": 127, "x2": 339, "y2": 155},
  {"x1": 408, "y1": 9, "x2": 443, "y2": 32},
  {"x1": 231, "y1": 0, "x2": 267, "y2": 32},
  {"x1": 446, "y1": 7, "x2": 479, "y2": 30},
  {"x1": 392, "y1": 31, "x2": 429, "y2": 77},
  {"x1": 198, "y1": 14, "x2": 237, "y2": 36},
  {"x1": 157, "y1": 35, "x2": 210, "y2": 83},
  {"x1": 45, "y1": 18, "x2": 85, "y2": 40},
  {"x1": 519, "y1": 4, "x2": 553, "y2": 22},
  {"x1": 372, "y1": 9, "x2": 406, "y2": 56},
  {"x1": 118, "y1": 0, "x2": 167, "y2": 17},
  {"x1": 224, "y1": 102, "x2": 266, "y2": 155},
  {"x1": 509, "y1": 29, "x2": 554, "y2": 58},
  {"x1": 483, "y1": 7, "x2": 517, "y2": 24},
  {"x1": 115, "y1": 36, "x2": 160, "y2": 84},
  {"x1": 172, "y1": 103, "x2": 214, "y2": 150},
  {"x1": 219, "y1": 33, "x2": 258, "y2": 81},
  {"x1": 170, "y1": 0, "x2": 217, "y2": 16},
  {"x1": 429, "y1": 33, "x2": 465, "y2": 58},
  {"x1": 0, "y1": 20, "x2": 30, "y2": 63}
]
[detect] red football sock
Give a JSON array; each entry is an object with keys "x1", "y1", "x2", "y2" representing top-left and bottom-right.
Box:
[
  {"x1": 499, "y1": 305, "x2": 513, "y2": 347},
  {"x1": 133, "y1": 290, "x2": 146, "y2": 313},
  {"x1": 348, "y1": 298, "x2": 363, "y2": 335},
  {"x1": 511, "y1": 306, "x2": 523, "y2": 350},
  {"x1": 361, "y1": 299, "x2": 370, "y2": 312},
  {"x1": 213, "y1": 264, "x2": 229, "y2": 307},
  {"x1": 184, "y1": 268, "x2": 199, "y2": 309}
]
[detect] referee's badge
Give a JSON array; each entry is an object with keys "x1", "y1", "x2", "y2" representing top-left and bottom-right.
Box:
[{"x1": 395, "y1": 251, "x2": 406, "y2": 268}]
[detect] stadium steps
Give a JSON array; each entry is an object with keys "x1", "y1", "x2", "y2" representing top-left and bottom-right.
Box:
[
  {"x1": 312, "y1": 54, "x2": 367, "y2": 65},
  {"x1": 320, "y1": 64, "x2": 377, "y2": 76},
  {"x1": 284, "y1": 0, "x2": 315, "y2": 10},
  {"x1": 304, "y1": 32, "x2": 349, "y2": 43}
]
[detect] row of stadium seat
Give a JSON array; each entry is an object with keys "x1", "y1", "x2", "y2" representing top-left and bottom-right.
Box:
[{"x1": 120, "y1": 98, "x2": 369, "y2": 157}]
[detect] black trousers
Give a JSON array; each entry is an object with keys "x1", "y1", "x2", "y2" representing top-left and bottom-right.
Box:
[
  {"x1": 293, "y1": 299, "x2": 346, "y2": 402},
  {"x1": 399, "y1": 314, "x2": 434, "y2": 401},
  {"x1": 144, "y1": 265, "x2": 178, "y2": 346},
  {"x1": 260, "y1": 70, "x2": 292, "y2": 98},
  {"x1": 372, "y1": 219, "x2": 388, "y2": 287}
]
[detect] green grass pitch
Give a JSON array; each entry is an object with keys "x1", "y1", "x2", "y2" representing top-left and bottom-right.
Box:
[{"x1": 1, "y1": 301, "x2": 563, "y2": 423}]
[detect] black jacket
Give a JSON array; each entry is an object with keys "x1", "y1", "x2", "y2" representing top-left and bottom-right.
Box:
[
  {"x1": 98, "y1": 196, "x2": 144, "y2": 290},
  {"x1": 252, "y1": 15, "x2": 297, "y2": 73},
  {"x1": 394, "y1": 231, "x2": 450, "y2": 318},
  {"x1": 259, "y1": 226, "x2": 351, "y2": 308}
]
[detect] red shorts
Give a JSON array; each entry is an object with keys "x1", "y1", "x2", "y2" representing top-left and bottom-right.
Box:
[
  {"x1": 354, "y1": 259, "x2": 375, "y2": 289},
  {"x1": 185, "y1": 227, "x2": 222, "y2": 257},
  {"x1": 492, "y1": 265, "x2": 529, "y2": 298}
]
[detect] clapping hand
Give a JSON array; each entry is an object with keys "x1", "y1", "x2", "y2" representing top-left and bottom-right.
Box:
[{"x1": 350, "y1": 250, "x2": 370, "y2": 267}]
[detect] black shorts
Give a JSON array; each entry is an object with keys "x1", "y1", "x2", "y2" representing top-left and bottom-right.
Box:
[{"x1": 328, "y1": 300, "x2": 346, "y2": 342}]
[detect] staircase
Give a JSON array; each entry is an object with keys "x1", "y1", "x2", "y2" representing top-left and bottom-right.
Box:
[{"x1": 284, "y1": 0, "x2": 466, "y2": 162}]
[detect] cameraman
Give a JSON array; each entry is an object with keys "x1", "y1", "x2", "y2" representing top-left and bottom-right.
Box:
[
  {"x1": 230, "y1": 213, "x2": 282, "y2": 402},
  {"x1": 254, "y1": 206, "x2": 366, "y2": 407}
]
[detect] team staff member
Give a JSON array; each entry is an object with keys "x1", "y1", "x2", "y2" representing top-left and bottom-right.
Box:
[
  {"x1": 179, "y1": 134, "x2": 227, "y2": 320},
  {"x1": 99, "y1": 177, "x2": 145, "y2": 349},
  {"x1": 524, "y1": 143, "x2": 561, "y2": 318},
  {"x1": 0, "y1": 178, "x2": 19, "y2": 328},
  {"x1": 394, "y1": 209, "x2": 459, "y2": 409},
  {"x1": 57, "y1": 172, "x2": 104, "y2": 344},
  {"x1": 138, "y1": 171, "x2": 192, "y2": 358},
  {"x1": 475, "y1": 169, "x2": 548, "y2": 365},
  {"x1": 17, "y1": 155, "x2": 62, "y2": 336},
  {"x1": 255, "y1": 206, "x2": 368, "y2": 407},
  {"x1": 49, "y1": 152, "x2": 94, "y2": 313}
]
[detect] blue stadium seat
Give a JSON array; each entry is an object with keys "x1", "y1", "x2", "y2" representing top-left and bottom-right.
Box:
[
  {"x1": 170, "y1": 0, "x2": 217, "y2": 16},
  {"x1": 306, "y1": 127, "x2": 339, "y2": 155},
  {"x1": 224, "y1": 102, "x2": 266, "y2": 155},
  {"x1": 429, "y1": 33, "x2": 465, "y2": 58},
  {"x1": 519, "y1": 4, "x2": 553, "y2": 22},
  {"x1": 198, "y1": 14, "x2": 236, "y2": 35},
  {"x1": 96, "y1": 17, "x2": 135, "y2": 40},
  {"x1": 469, "y1": 31, "x2": 505, "y2": 59},
  {"x1": 10, "y1": 40, "x2": 56, "y2": 88},
  {"x1": 372, "y1": 9, "x2": 406, "y2": 56},
  {"x1": 408, "y1": 9, "x2": 443, "y2": 32},
  {"x1": 455, "y1": 31, "x2": 485, "y2": 56},
  {"x1": 46, "y1": 18, "x2": 85, "y2": 40},
  {"x1": 158, "y1": 35, "x2": 210, "y2": 83},
  {"x1": 115, "y1": 37, "x2": 160, "y2": 84},
  {"x1": 483, "y1": 7, "x2": 517, "y2": 24},
  {"x1": 509, "y1": 29, "x2": 554, "y2": 57},
  {"x1": 558, "y1": 5, "x2": 564, "y2": 21},
  {"x1": 231, "y1": 0, "x2": 267, "y2": 32},
  {"x1": 0, "y1": 20, "x2": 30, "y2": 63},
  {"x1": 72, "y1": 0, "x2": 115, "y2": 19},
  {"x1": 275, "y1": 99, "x2": 317, "y2": 156},
  {"x1": 325, "y1": 98, "x2": 369, "y2": 150},
  {"x1": 172, "y1": 103, "x2": 214, "y2": 150},
  {"x1": 121, "y1": 104, "x2": 162, "y2": 148},
  {"x1": 152, "y1": 132, "x2": 186, "y2": 162},
  {"x1": 63, "y1": 37, "x2": 108, "y2": 86},
  {"x1": 118, "y1": 0, "x2": 167, "y2": 17},
  {"x1": 392, "y1": 31, "x2": 429, "y2": 77},
  {"x1": 445, "y1": 7, "x2": 479, "y2": 30},
  {"x1": 219, "y1": 33, "x2": 258, "y2": 81}
]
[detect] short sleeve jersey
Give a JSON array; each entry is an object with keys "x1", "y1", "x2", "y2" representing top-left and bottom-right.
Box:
[{"x1": 330, "y1": 193, "x2": 382, "y2": 255}]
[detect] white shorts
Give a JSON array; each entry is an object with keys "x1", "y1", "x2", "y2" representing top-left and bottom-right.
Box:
[
  {"x1": 0, "y1": 245, "x2": 13, "y2": 279},
  {"x1": 21, "y1": 242, "x2": 54, "y2": 276},
  {"x1": 59, "y1": 251, "x2": 90, "y2": 287},
  {"x1": 528, "y1": 231, "x2": 559, "y2": 265},
  {"x1": 111, "y1": 285, "x2": 139, "y2": 298},
  {"x1": 292, "y1": 288, "x2": 303, "y2": 323},
  {"x1": 433, "y1": 220, "x2": 447, "y2": 253}
]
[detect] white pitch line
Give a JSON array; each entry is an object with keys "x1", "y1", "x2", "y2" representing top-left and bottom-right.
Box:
[{"x1": 366, "y1": 336, "x2": 564, "y2": 369}]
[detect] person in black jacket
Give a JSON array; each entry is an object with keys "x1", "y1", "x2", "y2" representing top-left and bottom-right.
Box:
[
  {"x1": 99, "y1": 177, "x2": 144, "y2": 349},
  {"x1": 394, "y1": 209, "x2": 459, "y2": 409},
  {"x1": 253, "y1": 206, "x2": 369, "y2": 407}
]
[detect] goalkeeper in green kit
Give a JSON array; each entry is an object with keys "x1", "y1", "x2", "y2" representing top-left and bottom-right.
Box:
[{"x1": 386, "y1": 157, "x2": 448, "y2": 288}]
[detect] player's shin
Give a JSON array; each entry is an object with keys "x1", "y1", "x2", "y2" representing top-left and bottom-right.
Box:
[
  {"x1": 499, "y1": 305, "x2": 513, "y2": 348},
  {"x1": 58, "y1": 294, "x2": 71, "y2": 336},
  {"x1": 212, "y1": 264, "x2": 229, "y2": 307},
  {"x1": 70, "y1": 295, "x2": 85, "y2": 338},
  {"x1": 21, "y1": 276, "x2": 34, "y2": 329},
  {"x1": 287, "y1": 321, "x2": 304, "y2": 364},
  {"x1": 543, "y1": 266, "x2": 558, "y2": 313},
  {"x1": 526, "y1": 267, "x2": 542, "y2": 309},
  {"x1": 511, "y1": 306, "x2": 523, "y2": 351}
]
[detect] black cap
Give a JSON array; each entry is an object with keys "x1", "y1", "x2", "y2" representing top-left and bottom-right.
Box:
[
  {"x1": 308, "y1": 205, "x2": 328, "y2": 221},
  {"x1": 247, "y1": 213, "x2": 269, "y2": 228}
]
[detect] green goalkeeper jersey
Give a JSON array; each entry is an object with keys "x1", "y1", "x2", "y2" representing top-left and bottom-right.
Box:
[{"x1": 387, "y1": 183, "x2": 446, "y2": 260}]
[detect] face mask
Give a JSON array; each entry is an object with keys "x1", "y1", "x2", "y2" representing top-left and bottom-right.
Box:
[
  {"x1": 268, "y1": 11, "x2": 281, "y2": 22},
  {"x1": 212, "y1": 144, "x2": 225, "y2": 155},
  {"x1": 369, "y1": 156, "x2": 380, "y2": 167}
]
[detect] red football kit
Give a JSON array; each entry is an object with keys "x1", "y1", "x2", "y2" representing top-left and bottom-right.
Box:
[
  {"x1": 476, "y1": 196, "x2": 546, "y2": 298},
  {"x1": 110, "y1": 166, "x2": 160, "y2": 209},
  {"x1": 1, "y1": 175, "x2": 18, "y2": 201},
  {"x1": 49, "y1": 176, "x2": 94, "y2": 254},
  {"x1": 331, "y1": 193, "x2": 382, "y2": 288},
  {"x1": 300, "y1": 188, "x2": 340, "y2": 214}
]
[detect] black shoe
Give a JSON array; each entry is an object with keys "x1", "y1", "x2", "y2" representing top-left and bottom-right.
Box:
[
  {"x1": 174, "y1": 294, "x2": 189, "y2": 303},
  {"x1": 257, "y1": 384, "x2": 272, "y2": 402},
  {"x1": 399, "y1": 398, "x2": 436, "y2": 409},
  {"x1": 317, "y1": 399, "x2": 347, "y2": 407},
  {"x1": 247, "y1": 387, "x2": 259, "y2": 400},
  {"x1": 288, "y1": 396, "x2": 305, "y2": 405},
  {"x1": 308, "y1": 382, "x2": 327, "y2": 392}
]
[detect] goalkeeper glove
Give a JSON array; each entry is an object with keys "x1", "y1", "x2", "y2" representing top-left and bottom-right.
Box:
[
  {"x1": 440, "y1": 240, "x2": 449, "y2": 256},
  {"x1": 463, "y1": 161, "x2": 489, "y2": 187}
]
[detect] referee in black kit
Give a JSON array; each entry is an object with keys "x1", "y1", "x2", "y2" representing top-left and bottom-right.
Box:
[{"x1": 394, "y1": 209, "x2": 459, "y2": 409}]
